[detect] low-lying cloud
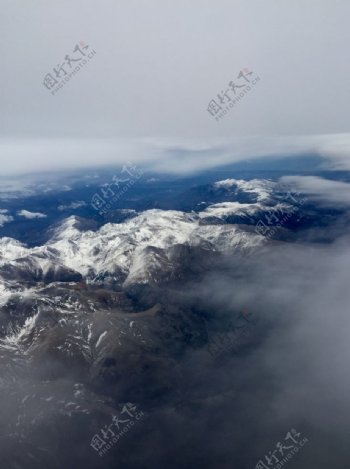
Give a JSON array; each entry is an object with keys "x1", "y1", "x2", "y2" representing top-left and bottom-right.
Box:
[
  {"x1": 17, "y1": 210, "x2": 47, "y2": 219},
  {"x1": 281, "y1": 175, "x2": 350, "y2": 207}
]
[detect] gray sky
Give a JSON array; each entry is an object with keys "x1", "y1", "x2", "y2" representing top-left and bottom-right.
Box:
[{"x1": 1, "y1": 0, "x2": 350, "y2": 174}]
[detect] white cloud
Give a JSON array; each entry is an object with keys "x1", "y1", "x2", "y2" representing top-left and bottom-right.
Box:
[
  {"x1": 58, "y1": 201, "x2": 87, "y2": 211},
  {"x1": 17, "y1": 210, "x2": 47, "y2": 219},
  {"x1": 281, "y1": 176, "x2": 350, "y2": 207},
  {"x1": 0, "y1": 133, "x2": 348, "y2": 176},
  {"x1": 0, "y1": 214, "x2": 13, "y2": 227},
  {"x1": 0, "y1": 1, "x2": 350, "y2": 175}
]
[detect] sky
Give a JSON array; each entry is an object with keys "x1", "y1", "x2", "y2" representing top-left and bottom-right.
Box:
[{"x1": 1, "y1": 0, "x2": 350, "y2": 174}]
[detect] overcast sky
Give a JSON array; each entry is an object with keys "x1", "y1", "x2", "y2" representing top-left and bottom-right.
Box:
[{"x1": 1, "y1": 0, "x2": 350, "y2": 174}]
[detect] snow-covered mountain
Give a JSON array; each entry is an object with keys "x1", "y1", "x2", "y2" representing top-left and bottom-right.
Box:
[
  {"x1": 0, "y1": 175, "x2": 309, "y2": 340},
  {"x1": 0, "y1": 176, "x2": 304, "y2": 300},
  {"x1": 0, "y1": 174, "x2": 337, "y2": 468},
  {"x1": 0, "y1": 208, "x2": 265, "y2": 290}
]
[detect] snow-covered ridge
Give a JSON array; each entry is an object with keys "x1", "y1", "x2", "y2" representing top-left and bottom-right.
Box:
[
  {"x1": 214, "y1": 178, "x2": 276, "y2": 202},
  {"x1": 200, "y1": 201, "x2": 291, "y2": 219},
  {"x1": 0, "y1": 178, "x2": 292, "y2": 289},
  {"x1": 51, "y1": 210, "x2": 264, "y2": 284},
  {"x1": 0, "y1": 209, "x2": 264, "y2": 288}
]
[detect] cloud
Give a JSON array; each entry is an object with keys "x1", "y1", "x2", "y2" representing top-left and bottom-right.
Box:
[
  {"x1": 1, "y1": 1, "x2": 350, "y2": 147},
  {"x1": 281, "y1": 175, "x2": 350, "y2": 207},
  {"x1": 0, "y1": 133, "x2": 349, "y2": 176},
  {"x1": 171, "y1": 233, "x2": 350, "y2": 467},
  {"x1": 0, "y1": 213, "x2": 14, "y2": 227},
  {"x1": 0, "y1": 1, "x2": 349, "y2": 177},
  {"x1": 17, "y1": 210, "x2": 47, "y2": 219},
  {"x1": 58, "y1": 201, "x2": 87, "y2": 211}
]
